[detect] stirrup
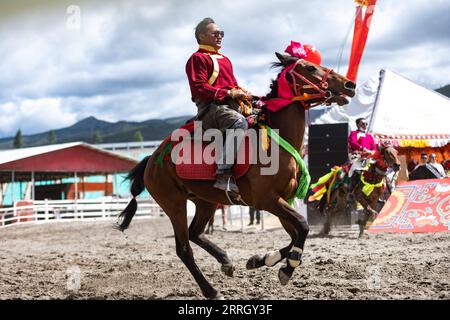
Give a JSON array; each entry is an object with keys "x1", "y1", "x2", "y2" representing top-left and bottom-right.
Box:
[
  {"x1": 225, "y1": 190, "x2": 248, "y2": 206},
  {"x1": 222, "y1": 177, "x2": 248, "y2": 206}
]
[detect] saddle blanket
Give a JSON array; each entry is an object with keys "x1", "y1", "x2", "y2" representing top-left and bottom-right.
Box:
[{"x1": 175, "y1": 136, "x2": 252, "y2": 180}]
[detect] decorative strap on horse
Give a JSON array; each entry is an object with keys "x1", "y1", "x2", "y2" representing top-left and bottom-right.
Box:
[
  {"x1": 262, "y1": 125, "x2": 311, "y2": 205},
  {"x1": 308, "y1": 165, "x2": 346, "y2": 203},
  {"x1": 287, "y1": 246, "x2": 303, "y2": 268},
  {"x1": 360, "y1": 174, "x2": 384, "y2": 197}
]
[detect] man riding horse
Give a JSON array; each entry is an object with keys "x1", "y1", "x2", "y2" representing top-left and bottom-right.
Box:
[
  {"x1": 115, "y1": 17, "x2": 356, "y2": 298},
  {"x1": 185, "y1": 17, "x2": 252, "y2": 194},
  {"x1": 347, "y1": 117, "x2": 377, "y2": 195}
]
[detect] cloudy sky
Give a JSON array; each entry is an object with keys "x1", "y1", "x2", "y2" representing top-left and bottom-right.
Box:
[{"x1": 0, "y1": 0, "x2": 449, "y2": 138}]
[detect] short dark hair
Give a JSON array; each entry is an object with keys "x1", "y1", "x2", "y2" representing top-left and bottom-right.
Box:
[
  {"x1": 195, "y1": 17, "x2": 215, "y2": 44},
  {"x1": 421, "y1": 152, "x2": 428, "y2": 159},
  {"x1": 356, "y1": 118, "x2": 366, "y2": 126}
]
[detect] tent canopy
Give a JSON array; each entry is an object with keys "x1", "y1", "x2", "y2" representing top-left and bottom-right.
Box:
[{"x1": 312, "y1": 69, "x2": 450, "y2": 148}]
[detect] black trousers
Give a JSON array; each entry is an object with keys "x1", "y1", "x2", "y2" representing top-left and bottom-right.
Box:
[{"x1": 249, "y1": 207, "x2": 260, "y2": 224}]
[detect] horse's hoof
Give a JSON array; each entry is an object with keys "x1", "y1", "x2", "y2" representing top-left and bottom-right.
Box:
[
  {"x1": 205, "y1": 289, "x2": 223, "y2": 300},
  {"x1": 212, "y1": 293, "x2": 225, "y2": 300},
  {"x1": 221, "y1": 264, "x2": 234, "y2": 277},
  {"x1": 246, "y1": 255, "x2": 264, "y2": 270},
  {"x1": 358, "y1": 227, "x2": 365, "y2": 238},
  {"x1": 318, "y1": 230, "x2": 329, "y2": 237},
  {"x1": 278, "y1": 267, "x2": 293, "y2": 286}
]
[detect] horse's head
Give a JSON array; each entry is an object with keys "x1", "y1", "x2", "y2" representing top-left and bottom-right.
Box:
[
  {"x1": 381, "y1": 146, "x2": 401, "y2": 172},
  {"x1": 275, "y1": 52, "x2": 356, "y2": 106}
]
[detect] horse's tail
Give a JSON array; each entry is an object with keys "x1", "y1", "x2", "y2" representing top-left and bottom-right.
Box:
[{"x1": 114, "y1": 156, "x2": 150, "y2": 232}]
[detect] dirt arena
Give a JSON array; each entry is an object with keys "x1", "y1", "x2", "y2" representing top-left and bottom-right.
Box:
[{"x1": 1, "y1": 215, "x2": 449, "y2": 300}]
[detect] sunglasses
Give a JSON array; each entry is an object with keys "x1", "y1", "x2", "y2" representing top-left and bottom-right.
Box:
[{"x1": 209, "y1": 31, "x2": 224, "y2": 38}]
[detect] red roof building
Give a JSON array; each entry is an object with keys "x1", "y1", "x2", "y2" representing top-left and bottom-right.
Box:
[{"x1": 0, "y1": 142, "x2": 138, "y2": 201}]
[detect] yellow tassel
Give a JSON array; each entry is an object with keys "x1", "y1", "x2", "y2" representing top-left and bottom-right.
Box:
[
  {"x1": 308, "y1": 186, "x2": 327, "y2": 202},
  {"x1": 260, "y1": 124, "x2": 269, "y2": 151},
  {"x1": 326, "y1": 168, "x2": 339, "y2": 204}
]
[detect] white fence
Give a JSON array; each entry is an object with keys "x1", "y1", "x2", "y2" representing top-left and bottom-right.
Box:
[
  {"x1": 0, "y1": 198, "x2": 164, "y2": 229},
  {"x1": 0, "y1": 198, "x2": 307, "y2": 230}
]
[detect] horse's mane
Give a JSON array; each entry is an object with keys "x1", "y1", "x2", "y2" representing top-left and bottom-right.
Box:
[
  {"x1": 265, "y1": 55, "x2": 299, "y2": 100},
  {"x1": 264, "y1": 62, "x2": 285, "y2": 100}
]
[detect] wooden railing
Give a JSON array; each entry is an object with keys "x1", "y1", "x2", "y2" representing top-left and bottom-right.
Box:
[{"x1": 0, "y1": 198, "x2": 164, "y2": 228}]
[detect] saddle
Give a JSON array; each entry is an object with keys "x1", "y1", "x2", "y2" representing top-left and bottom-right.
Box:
[{"x1": 174, "y1": 134, "x2": 253, "y2": 180}]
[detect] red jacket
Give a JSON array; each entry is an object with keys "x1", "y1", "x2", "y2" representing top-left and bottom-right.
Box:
[{"x1": 185, "y1": 45, "x2": 238, "y2": 103}]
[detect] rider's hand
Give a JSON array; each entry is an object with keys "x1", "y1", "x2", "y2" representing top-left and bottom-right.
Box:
[{"x1": 228, "y1": 88, "x2": 252, "y2": 100}]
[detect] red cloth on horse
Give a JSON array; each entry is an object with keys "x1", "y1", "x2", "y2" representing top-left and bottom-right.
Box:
[
  {"x1": 263, "y1": 63, "x2": 297, "y2": 112},
  {"x1": 185, "y1": 46, "x2": 238, "y2": 103}
]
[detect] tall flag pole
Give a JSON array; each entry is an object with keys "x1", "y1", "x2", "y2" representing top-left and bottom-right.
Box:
[{"x1": 346, "y1": 0, "x2": 377, "y2": 82}]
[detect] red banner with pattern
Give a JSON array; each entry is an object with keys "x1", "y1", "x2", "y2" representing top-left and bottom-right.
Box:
[{"x1": 369, "y1": 178, "x2": 450, "y2": 233}]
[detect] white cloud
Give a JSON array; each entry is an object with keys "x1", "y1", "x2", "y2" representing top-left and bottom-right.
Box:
[
  {"x1": 0, "y1": 98, "x2": 76, "y2": 136},
  {"x1": 0, "y1": 0, "x2": 448, "y2": 139}
]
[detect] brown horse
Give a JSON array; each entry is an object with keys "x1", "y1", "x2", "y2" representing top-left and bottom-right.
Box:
[
  {"x1": 317, "y1": 147, "x2": 401, "y2": 237},
  {"x1": 114, "y1": 53, "x2": 356, "y2": 299}
]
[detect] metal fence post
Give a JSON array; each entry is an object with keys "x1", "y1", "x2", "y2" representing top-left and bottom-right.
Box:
[
  {"x1": 261, "y1": 210, "x2": 265, "y2": 231},
  {"x1": 102, "y1": 198, "x2": 106, "y2": 219},
  {"x1": 240, "y1": 206, "x2": 244, "y2": 232},
  {"x1": 45, "y1": 199, "x2": 49, "y2": 221}
]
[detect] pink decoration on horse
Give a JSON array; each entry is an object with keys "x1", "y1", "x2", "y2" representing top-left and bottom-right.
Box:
[{"x1": 285, "y1": 41, "x2": 322, "y2": 65}]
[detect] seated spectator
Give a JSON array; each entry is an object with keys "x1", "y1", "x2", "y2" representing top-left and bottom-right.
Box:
[
  {"x1": 443, "y1": 159, "x2": 450, "y2": 177},
  {"x1": 416, "y1": 152, "x2": 428, "y2": 169},
  {"x1": 428, "y1": 153, "x2": 445, "y2": 178}
]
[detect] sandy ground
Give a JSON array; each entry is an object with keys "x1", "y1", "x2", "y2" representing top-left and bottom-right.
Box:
[{"x1": 1, "y1": 215, "x2": 449, "y2": 300}]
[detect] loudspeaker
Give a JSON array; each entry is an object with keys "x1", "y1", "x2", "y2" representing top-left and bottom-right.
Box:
[{"x1": 307, "y1": 123, "x2": 350, "y2": 225}]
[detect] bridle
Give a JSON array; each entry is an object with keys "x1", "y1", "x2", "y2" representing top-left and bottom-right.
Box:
[
  {"x1": 367, "y1": 148, "x2": 395, "y2": 181},
  {"x1": 286, "y1": 59, "x2": 333, "y2": 110}
]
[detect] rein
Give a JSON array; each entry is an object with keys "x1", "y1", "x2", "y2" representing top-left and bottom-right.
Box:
[
  {"x1": 364, "y1": 153, "x2": 388, "y2": 183},
  {"x1": 287, "y1": 59, "x2": 333, "y2": 110}
]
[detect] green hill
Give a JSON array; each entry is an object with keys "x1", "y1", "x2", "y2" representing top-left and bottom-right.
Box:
[
  {"x1": 0, "y1": 115, "x2": 192, "y2": 150},
  {"x1": 436, "y1": 84, "x2": 450, "y2": 98}
]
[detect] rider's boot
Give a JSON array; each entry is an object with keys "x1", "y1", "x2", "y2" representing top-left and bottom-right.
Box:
[{"x1": 214, "y1": 168, "x2": 239, "y2": 194}]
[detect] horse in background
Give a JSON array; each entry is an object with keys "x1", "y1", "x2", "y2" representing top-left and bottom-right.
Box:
[{"x1": 310, "y1": 146, "x2": 400, "y2": 238}]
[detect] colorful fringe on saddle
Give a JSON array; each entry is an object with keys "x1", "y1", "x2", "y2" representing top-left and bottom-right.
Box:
[{"x1": 308, "y1": 165, "x2": 347, "y2": 204}]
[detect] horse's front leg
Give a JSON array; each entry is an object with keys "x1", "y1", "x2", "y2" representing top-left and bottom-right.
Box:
[
  {"x1": 354, "y1": 190, "x2": 378, "y2": 237},
  {"x1": 247, "y1": 197, "x2": 309, "y2": 286},
  {"x1": 319, "y1": 187, "x2": 343, "y2": 236},
  {"x1": 246, "y1": 239, "x2": 294, "y2": 270}
]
